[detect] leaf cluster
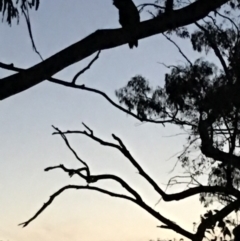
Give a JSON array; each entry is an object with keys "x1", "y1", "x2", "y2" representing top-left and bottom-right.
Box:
[{"x1": 0, "y1": 0, "x2": 39, "y2": 25}]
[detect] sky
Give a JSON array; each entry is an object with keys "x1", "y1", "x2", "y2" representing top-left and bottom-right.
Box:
[{"x1": 0, "y1": 1, "x2": 217, "y2": 241}]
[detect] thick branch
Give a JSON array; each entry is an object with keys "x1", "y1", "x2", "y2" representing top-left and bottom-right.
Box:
[
  {"x1": 0, "y1": 0, "x2": 229, "y2": 100},
  {"x1": 195, "y1": 199, "x2": 240, "y2": 241},
  {"x1": 163, "y1": 185, "x2": 240, "y2": 201},
  {"x1": 199, "y1": 117, "x2": 240, "y2": 171}
]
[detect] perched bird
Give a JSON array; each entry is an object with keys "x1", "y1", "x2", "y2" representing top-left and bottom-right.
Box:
[
  {"x1": 165, "y1": 0, "x2": 174, "y2": 14},
  {"x1": 113, "y1": 0, "x2": 140, "y2": 48}
]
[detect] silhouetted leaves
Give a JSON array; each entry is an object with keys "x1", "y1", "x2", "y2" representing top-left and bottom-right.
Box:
[
  {"x1": 0, "y1": 0, "x2": 40, "y2": 25},
  {"x1": 115, "y1": 10, "x2": 240, "y2": 209}
]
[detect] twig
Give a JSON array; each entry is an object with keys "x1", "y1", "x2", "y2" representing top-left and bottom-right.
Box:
[
  {"x1": 72, "y1": 51, "x2": 101, "y2": 84},
  {"x1": 137, "y1": 3, "x2": 164, "y2": 13},
  {"x1": 52, "y1": 125, "x2": 90, "y2": 172},
  {"x1": 162, "y1": 33, "x2": 192, "y2": 66},
  {"x1": 44, "y1": 164, "x2": 88, "y2": 178},
  {"x1": 157, "y1": 62, "x2": 182, "y2": 71},
  {"x1": 22, "y1": 5, "x2": 43, "y2": 61},
  {"x1": 82, "y1": 122, "x2": 93, "y2": 135},
  {"x1": 216, "y1": 11, "x2": 239, "y2": 34}
]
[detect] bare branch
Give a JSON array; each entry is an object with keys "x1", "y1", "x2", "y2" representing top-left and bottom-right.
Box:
[
  {"x1": 138, "y1": 3, "x2": 164, "y2": 10},
  {"x1": 0, "y1": 62, "x2": 24, "y2": 72},
  {"x1": 52, "y1": 125, "x2": 90, "y2": 172},
  {"x1": 44, "y1": 164, "x2": 88, "y2": 178},
  {"x1": 45, "y1": 162, "x2": 143, "y2": 200},
  {"x1": 138, "y1": 200, "x2": 194, "y2": 239},
  {"x1": 162, "y1": 33, "x2": 192, "y2": 66},
  {"x1": 18, "y1": 180, "x2": 193, "y2": 238},
  {"x1": 55, "y1": 126, "x2": 169, "y2": 199},
  {"x1": 19, "y1": 185, "x2": 135, "y2": 227},
  {"x1": 42, "y1": 140, "x2": 193, "y2": 238},
  {"x1": 158, "y1": 61, "x2": 182, "y2": 71},
  {"x1": 72, "y1": 51, "x2": 101, "y2": 84},
  {"x1": 55, "y1": 125, "x2": 240, "y2": 202},
  {"x1": 22, "y1": 6, "x2": 43, "y2": 61},
  {"x1": 82, "y1": 122, "x2": 93, "y2": 135}
]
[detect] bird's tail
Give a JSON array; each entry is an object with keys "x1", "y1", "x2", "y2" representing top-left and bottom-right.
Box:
[{"x1": 128, "y1": 39, "x2": 138, "y2": 49}]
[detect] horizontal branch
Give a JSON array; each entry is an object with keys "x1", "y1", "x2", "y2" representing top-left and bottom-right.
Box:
[
  {"x1": 164, "y1": 185, "x2": 240, "y2": 201},
  {"x1": 45, "y1": 163, "x2": 143, "y2": 201},
  {"x1": 0, "y1": 0, "x2": 229, "y2": 100}
]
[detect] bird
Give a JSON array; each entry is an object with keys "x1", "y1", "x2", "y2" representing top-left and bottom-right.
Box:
[
  {"x1": 113, "y1": 0, "x2": 140, "y2": 48},
  {"x1": 165, "y1": 0, "x2": 174, "y2": 14}
]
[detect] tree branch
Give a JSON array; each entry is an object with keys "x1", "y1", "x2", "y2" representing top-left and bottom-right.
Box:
[
  {"x1": 52, "y1": 125, "x2": 90, "y2": 171},
  {"x1": 162, "y1": 33, "x2": 192, "y2": 66},
  {"x1": 18, "y1": 180, "x2": 193, "y2": 239},
  {"x1": 195, "y1": 199, "x2": 240, "y2": 241},
  {"x1": 163, "y1": 185, "x2": 240, "y2": 201},
  {"x1": 0, "y1": 62, "x2": 195, "y2": 127},
  {"x1": 45, "y1": 163, "x2": 143, "y2": 201},
  {"x1": 0, "y1": 0, "x2": 229, "y2": 101},
  {"x1": 72, "y1": 50, "x2": 101, "y2": 84},
  {"x1": 54, "y1": 124, "x2": 240, "y2": 202},
  {"x1": 18, "y1": 185, "x2": 136, "y2": 227},
  {"x1": 199, "y1": 117, "x2": 240, "y2": 171}
]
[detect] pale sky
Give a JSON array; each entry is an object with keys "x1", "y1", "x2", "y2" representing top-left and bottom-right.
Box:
[{"x1": 0, "y1": 1, "x2": 214, "y2": 241}]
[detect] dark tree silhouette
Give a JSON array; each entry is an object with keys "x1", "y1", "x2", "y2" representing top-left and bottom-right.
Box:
[
  {"x1": 11, "y1": 3, "x2": 240, "y2": 241},
  {"x1": 3, "y1": 1, "x2": 240, "y2": 241}
]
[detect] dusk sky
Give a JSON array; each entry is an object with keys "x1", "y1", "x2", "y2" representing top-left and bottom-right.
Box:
[{"x1": 0, "y1": 1, "x2": 216, "y2": 241}]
